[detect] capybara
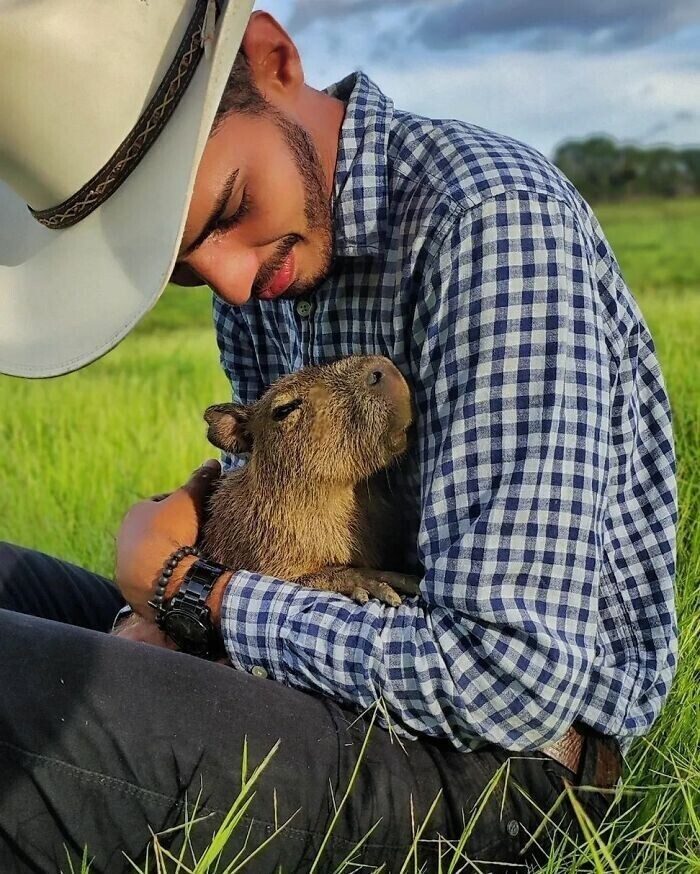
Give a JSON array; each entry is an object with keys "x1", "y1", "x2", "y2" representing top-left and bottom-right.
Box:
[{"x1": 201, "y1": 355, "x2": 420, "y2": 605}]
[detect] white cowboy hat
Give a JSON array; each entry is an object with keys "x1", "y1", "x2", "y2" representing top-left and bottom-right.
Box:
[{"x1": 0, "y1": 0, "x2": 253, "y2": 378}]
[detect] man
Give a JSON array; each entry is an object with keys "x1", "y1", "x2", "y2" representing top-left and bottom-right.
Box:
[{"x1": 0, "y1": 2, "x2": 678, "y2": 872}]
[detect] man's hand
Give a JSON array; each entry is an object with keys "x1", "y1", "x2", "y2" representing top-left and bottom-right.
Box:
[
  {"x1": 111, "y1": 612, "x2": 178, "y2": 649},
  {"x1": 115, "y1": 459, "x2": 221, "y2": 618}
]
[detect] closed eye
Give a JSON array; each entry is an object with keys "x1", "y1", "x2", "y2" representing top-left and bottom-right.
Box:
[
  {"x1": 271, "y1": 399, "x2": 302, "y2": 421},
  {"x1": 211, "y1": 188, "x2": 251, "y2": 238}
]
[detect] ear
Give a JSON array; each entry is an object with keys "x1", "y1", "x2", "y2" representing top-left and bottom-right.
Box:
[
  {"x1": 241, "y1": 11, "x2": 303, "y2": 100},
  {"x1": 203, "y1": 403, "x2": 253, "y2": 454}
]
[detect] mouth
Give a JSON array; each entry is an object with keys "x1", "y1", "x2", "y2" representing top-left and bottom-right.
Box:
[
  {"x1": 385, "y1": 419, "x2": 414, "y2": 457},
  {"x1": 254, "y1": 248, "x2": 297, "y2": 301}
]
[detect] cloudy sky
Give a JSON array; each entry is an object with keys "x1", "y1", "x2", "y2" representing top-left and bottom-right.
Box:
[{"x1": 261, "y1": 0, "x2": 700, "y2": 158}]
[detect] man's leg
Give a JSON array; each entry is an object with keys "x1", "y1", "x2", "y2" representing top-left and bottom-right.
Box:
[
  {"x1": 0, "y1": 542, "x2": 123, "y2": 629},
  {"x1": 0, "y1": 544, "x2": 612, "y2": 873}
]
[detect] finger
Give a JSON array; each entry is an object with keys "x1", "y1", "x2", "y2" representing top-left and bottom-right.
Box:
[
  {"x1": 181, "y1": 459, "x2": 222, "y2": 497},
  {"x1": 167, "y1": 459, "x2": 222, "y2": 511},
  {"x1": 165, "y1": 458, "x2": 222, "y2": 530}
]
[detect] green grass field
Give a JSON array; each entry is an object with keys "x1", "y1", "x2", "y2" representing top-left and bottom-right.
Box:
[{"x1": 1, "y1": 198, "x2": 699, "y2": 870}]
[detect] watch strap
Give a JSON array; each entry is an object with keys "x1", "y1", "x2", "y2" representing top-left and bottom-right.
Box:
[
  {"x1": 159, "y1": 557, "x2": 228, "y2": 659},
  {"x1": 169, "y1": 557, "x2": 226, "y2": 610}
]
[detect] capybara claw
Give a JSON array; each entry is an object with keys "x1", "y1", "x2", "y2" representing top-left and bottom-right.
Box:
[
  {"x1": 352, "y1": 586, "x2": 370, "y2": 605},
  {"x1": 375, "y1": 583, "x2": 402, "y2": 607}
]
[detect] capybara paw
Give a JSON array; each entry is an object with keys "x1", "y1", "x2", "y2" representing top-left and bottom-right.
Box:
[
  {"x1": 351, "y1": 586, "x2": 371, "y2": 605},
  {"x1": 333, "y1": 568, "x2": 405, "y2": 606}
]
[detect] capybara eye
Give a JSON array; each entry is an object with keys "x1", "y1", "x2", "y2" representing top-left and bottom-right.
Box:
[{"x1": 271, "y1": 398, "x2": 302, "y2": 421}]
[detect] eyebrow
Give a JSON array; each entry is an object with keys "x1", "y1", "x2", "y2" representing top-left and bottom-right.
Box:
[{"x1": 179, "y1": 167, "x2": 240, "y2": 259}]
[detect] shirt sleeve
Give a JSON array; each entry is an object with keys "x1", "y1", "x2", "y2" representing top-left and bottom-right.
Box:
[{"x1": 219, "y1": 191, "x2": 609, "y2": 751}]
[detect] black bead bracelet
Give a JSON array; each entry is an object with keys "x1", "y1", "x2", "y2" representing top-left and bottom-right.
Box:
[{"x1": 148, "y1": 545, "x2": 201, "y2": 616}]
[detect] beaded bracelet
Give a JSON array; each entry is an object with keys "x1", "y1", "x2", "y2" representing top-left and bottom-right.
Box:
[{"x1": 147, "y1": 544, "x2": 201, "y2": 615}]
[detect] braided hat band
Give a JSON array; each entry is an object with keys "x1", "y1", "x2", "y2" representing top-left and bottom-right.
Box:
[{"x1": 29, "y1": 0, "x2": 220, "y2": 230}]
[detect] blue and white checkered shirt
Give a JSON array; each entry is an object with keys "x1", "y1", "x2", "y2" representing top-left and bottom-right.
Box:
[{"x1": 214, "y1": 72, "x2": 677, "y2": 751}]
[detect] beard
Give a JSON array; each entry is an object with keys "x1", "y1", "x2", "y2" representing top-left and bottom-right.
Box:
[{"x1": 251, "y1": 109, "x2": 335, "y2": 300}]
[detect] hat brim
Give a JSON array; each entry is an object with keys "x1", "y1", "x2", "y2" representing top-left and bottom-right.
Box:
[{"x1": 0, "y1": 0, "x2": 253, "y2": 378}]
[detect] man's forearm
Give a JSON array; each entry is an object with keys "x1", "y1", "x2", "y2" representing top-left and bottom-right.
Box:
[{"x1": 216, "y1": 567, "x2": 596, "y2": 752}]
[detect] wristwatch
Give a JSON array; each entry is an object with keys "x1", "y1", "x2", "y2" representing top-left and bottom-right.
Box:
[{"x1": 156, "y1": 557, "x2": 227, "y2": 659}]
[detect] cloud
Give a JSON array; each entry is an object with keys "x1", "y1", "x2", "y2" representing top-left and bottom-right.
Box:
[
  {"x1": 415, "y1": 0, "x2": 700, "y2": 51},
  {"x1": 367, "y1": 48, "x2": 700, "y2": 155},
  {"x1": 285, "y1": 0, "x2": 422, "y2": 33},
  {"x1": 268, "y1": 1, "x2": 700, "y2": 153},
  {"x1": 641, "y1": 109, "x2": 699, "y2": 141},
  {"x1": 283, "y1": 0, "x2": 700, "y2": 52}
]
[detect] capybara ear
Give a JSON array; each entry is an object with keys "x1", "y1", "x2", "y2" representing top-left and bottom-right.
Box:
[{"x1": 204, "y1": 403, "x2": 253, "y2": 454}]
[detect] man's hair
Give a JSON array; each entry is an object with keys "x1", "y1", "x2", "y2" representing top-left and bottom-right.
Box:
[{"x1": 211, "y1": 51, "x2": 267, "y2": 135}]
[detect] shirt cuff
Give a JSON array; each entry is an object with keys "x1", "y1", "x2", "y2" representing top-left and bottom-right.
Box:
[{"x1": 220, "y1": 570, "x2": 309, "y2": 678}]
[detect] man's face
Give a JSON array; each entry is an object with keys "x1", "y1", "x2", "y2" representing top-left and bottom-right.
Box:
[{"x1": 172, "y1": 107, "x2": 334, "y2": 306}]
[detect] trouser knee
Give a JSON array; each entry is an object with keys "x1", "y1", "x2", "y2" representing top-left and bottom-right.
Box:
[
  {"x1": 0, "y1": 542, "x2": 122, "y2": 628},
  {"x1": 0, "y1": 541, "x2": 27, "y2": 576}
]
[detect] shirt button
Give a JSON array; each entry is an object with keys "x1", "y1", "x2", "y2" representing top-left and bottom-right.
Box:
[
  {"x1": 251, "y1": 665, "x2": 268, "y2": 679},
  {"x1": 506, "y1": 820, "x2": 520, "y2": 837},
  {"x1": 295, "y1": 299, "x2": 313, "y2": 318}
]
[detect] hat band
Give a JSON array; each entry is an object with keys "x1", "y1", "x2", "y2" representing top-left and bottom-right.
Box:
[{"x1": 29, "y1": 0, "x2": 219, "y2": 231}]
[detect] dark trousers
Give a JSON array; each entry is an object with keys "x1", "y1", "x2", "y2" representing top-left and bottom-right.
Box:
[{"x1": 0, "y1": 542, "x2": 613, "y2": 873}]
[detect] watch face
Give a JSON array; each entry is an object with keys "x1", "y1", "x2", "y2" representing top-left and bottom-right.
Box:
[{"x1": 163, "y1": 610, "x2": 209, "y2": 647}]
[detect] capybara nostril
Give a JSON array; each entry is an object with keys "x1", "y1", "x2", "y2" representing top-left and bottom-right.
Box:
[
  {"x1": 364, "y1": 359, "x2": 408, "y2": 404},
  {"x1": 367, "y1": 368, "x2": 384, "y2": 388}
]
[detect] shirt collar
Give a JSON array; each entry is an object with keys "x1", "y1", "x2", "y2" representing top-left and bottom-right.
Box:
[{"x1": 325, "y1": 72, "x2": 393, "y2": 257}]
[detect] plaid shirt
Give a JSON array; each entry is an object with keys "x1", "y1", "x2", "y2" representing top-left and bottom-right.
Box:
[{"x1": 213, "y1": 73, "x2": 678, "y2": 751}]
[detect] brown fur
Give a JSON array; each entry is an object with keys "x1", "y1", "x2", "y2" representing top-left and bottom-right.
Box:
[{"x1": 200, "y1": 356, "x2": 418, "y2": 603}]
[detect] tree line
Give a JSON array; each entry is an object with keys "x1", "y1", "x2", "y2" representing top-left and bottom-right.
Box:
[{"x1": 552, "y1": 137, "x2": 700, "y2": 201}]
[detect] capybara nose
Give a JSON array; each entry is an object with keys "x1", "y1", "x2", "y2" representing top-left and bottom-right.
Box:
[
  {"x1": 366, "y1": 367, "x2": 385, "y2": 388},
  {"x1": 364, "y1": 358, "x2": 407, "y2": 399}
]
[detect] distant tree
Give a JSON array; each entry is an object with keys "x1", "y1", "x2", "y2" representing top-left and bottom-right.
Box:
[{"x1": 553, "y1": 137, "x2": 700, "y2": 201}]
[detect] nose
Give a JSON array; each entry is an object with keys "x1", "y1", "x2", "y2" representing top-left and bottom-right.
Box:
[
  {"x1": 365, "y1": 358, "x2": 406, "y2": 397},
  {"x1": 186, "y1": 241, "x2": 261, "y2": 306},
  {"x1": 363, "y1": 357, "x2": 413, "y2": 430}
]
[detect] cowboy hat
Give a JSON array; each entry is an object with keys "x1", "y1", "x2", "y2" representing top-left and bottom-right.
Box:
[{"x1": 0, "y1": 0, "x2": 253, "y2": 378}]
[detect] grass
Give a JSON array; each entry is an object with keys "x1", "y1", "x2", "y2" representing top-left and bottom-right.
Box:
[
  {"x1": 0, "y1": 329, "x2": 229, "y2": 569},
  {"x1": 594, "y1": 198, "x2": 700, "y2": 294},
  {"x1": 1, "y1": 197, "x2": 699, "y2": 871}
]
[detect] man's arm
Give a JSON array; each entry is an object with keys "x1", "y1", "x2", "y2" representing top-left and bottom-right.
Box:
[
  {"x1": 116, "y1": 192, "x2": 608, "y2": 750},
  {"x1": 112, "y1": 300, "x2": 266, "y2": 631}
]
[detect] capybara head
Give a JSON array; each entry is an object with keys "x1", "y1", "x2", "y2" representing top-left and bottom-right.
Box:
[{"x1": 204, "y1": 356, "x2": 413, "y2": 485}]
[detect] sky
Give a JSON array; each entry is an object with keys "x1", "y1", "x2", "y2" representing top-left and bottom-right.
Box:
[{"x1": 260, "y1": 0, "x2": 700, "y2": 159}]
